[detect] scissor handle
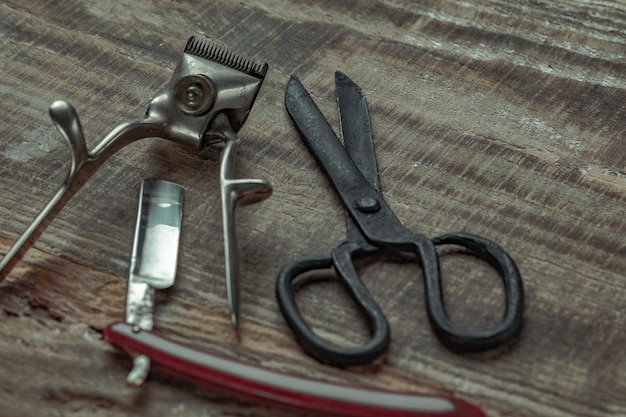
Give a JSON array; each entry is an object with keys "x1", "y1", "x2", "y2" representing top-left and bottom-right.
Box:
[
  {"x1": 425, "y1": 232, "x2": 524, "y2": 352},
  {"x1": 276, "y1": 242, "x2": 390, "y2": 366}
]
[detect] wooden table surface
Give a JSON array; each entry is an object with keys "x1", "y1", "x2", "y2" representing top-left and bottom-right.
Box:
[{"x1": 1, "y1": 1, "x2": 625, "y2": 416}]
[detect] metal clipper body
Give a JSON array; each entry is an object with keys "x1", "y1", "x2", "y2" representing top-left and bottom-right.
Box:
[
  {"x1": 0, "y1": 37, "x2": 272, "y2": 327},
  {"x1": 146, "y1": 37, "x2": 268, "y2": 150}
]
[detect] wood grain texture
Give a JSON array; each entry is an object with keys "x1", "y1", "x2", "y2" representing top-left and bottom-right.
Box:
[{"x1": 0, "y1": 1, "x2": 624, "y2": 416}]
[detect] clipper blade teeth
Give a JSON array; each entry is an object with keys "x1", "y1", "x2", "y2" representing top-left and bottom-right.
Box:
[{"x1": 184, "y1": 36, "x2": 268, "y2": 79}]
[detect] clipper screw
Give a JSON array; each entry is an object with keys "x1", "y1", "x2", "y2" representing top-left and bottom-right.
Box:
[{"x1": 174, "y1": 75, "x2": 215, "y2": 115}]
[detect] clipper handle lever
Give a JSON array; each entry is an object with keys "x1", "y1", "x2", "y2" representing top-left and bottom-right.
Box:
[
  {"x1": 217, "y1": 115, "x2": 272, "y2": 328},
  {"x1": 0, "y1": 102, "x2": 154, "y2": 279},
  {"x1": 49, "y1": 101, "x2": 89, "y2": 169}
]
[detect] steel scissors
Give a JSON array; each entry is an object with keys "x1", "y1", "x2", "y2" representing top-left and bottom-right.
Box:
[{"x1": 277, "y1": 72, "x2": 524, "y2": 366}]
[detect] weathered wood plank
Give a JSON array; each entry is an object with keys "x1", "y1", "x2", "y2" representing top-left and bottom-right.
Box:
[{"x1": 0, "y1": 1, "x2": 625, "y2": 416}]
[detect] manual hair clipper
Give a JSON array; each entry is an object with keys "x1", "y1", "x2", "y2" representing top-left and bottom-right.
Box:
[{"x1": 0, "y1": 37, "x2": 272, "y2": 327}]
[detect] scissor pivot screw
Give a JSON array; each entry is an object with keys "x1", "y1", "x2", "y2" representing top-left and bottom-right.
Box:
[
  {"x1": 356, "y1": 197, "x2": 380, "y2": 213},
  {"x1": 174, "y1": 75, "x2": 215, "y2": 115}
]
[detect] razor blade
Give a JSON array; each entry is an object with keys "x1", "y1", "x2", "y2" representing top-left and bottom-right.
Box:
[{"x1": 124, "y1": 179, "x2": 184, "y2": 385}]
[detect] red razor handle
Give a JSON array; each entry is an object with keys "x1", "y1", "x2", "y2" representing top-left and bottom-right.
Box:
[{"x1": 105, "y1": 322, "x2": 485, "y2": 417}]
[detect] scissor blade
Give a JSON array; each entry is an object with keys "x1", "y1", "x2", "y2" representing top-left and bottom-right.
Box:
[
  {"x1": 286, "y1": 76, "x2": 373, "y2": 195},
  {"x1": 286, "y1": 77, "x2": 397, "y2": 240},
  {"x1": 335, "y1": 72, "x2": 382, "y2": 245},
  {"x1": 336, "y1": 71, "x2": 381, "y2": 192}
]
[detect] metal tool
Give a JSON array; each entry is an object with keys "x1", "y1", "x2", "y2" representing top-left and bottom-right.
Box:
[
  {"x1": 123, "y1": 179, "x2": 184, "y2": 385},
  {"x1": 109, "y1": 179, "x2": 484, "y2": 416},
  {"x1": 0, "y1": 37, "x2": 272, "y2": 327},
  {"x1": 277, "y1": 72, "x2": 524, "y2": 366}
]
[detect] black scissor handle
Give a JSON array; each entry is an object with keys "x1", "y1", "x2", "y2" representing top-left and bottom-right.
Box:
[
  {"x1": 425, "y1": 232, "x2": 524, "y2": 352},
  {"x1": 276, "y1": 242, "x2": 390, "y2": 366}
]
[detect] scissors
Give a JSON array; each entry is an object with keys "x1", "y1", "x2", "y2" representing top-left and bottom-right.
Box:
[{"x1": 277, "y1": 72, "x2": 524, "y2": 366}]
